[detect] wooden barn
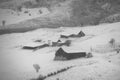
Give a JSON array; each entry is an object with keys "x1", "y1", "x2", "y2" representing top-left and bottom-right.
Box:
[{"x1": 54, "y1": 48, "x2": 91, "y2": 61}]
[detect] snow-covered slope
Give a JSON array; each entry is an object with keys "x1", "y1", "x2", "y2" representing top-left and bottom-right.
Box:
[
  {"x1": 0, "y1": 22, "x2": 120, "y2": 80},
  {"x1": 0, "y1": 7, "x2": 49, "y2": 27}
]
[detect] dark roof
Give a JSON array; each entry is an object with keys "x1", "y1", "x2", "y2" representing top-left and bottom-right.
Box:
[
  {"x1": 57, "y1": 48, "x2": 65, "y2": 52},
  {"x1": 57, "y1": 40, "x2": 61, "y2": 42},
  {"x1": 78, "y1": 31, "x2": 85, "y2": 36},
  {"x1": 55, "y1": 48, "x2": 67, "y2": 56}
]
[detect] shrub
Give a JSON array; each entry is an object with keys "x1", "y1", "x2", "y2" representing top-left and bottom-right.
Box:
[
  {"x1": 65, "y1": 40, "x2": 71, "y2": 46},
  {"x1": 53, "y1": 72, "x2": 57, "y2": 75},
  {"x1": 31, "y1": 74, "x2": 45, "y2": 80},
  {"x1": 116, "y1": 50, "x2": 120, "y2": 53},
  {"x1": 47, "y1": 73, "x2": 51, "y2": 77},
  {"x1": 24, "y1": 11, "x2": 29, "y2": 13},
  {"x1": 86, "y1": 52, "x2": 93, "y2": 58},
  {"x1": 37, "y1": 75, "x2": 45, "y2": 80},
  {"x1": 56, "y1": 78, "x2": 60, "y2": 80},
  {"x1": 16, "y1": 6, "x2": 22, "y2": 12}
]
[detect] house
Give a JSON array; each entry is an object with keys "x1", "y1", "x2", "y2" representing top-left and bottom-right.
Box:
[
  {"x1": 22, "y1": 43, "x2": 49, "y2": 50},
  {"x1": 60, "y1": 30, "x2": 85, "y2": 38},
  {"x1": 52, "y1": 40, "x2": 71, "y2": 47}
]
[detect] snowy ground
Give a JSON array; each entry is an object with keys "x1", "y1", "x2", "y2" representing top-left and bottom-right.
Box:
[{"x1": 0, "y1": 22, "x2": 120, "y2": 80}]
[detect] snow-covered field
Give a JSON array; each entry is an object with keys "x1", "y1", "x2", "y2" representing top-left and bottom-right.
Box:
[{"x1": 0, "y1": 22, "x2": 120, "y2": 80}]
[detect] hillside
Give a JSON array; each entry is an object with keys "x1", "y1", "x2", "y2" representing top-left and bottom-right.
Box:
[{"x1": 0, "y1": 0, "x2": 120, "y2": 33}]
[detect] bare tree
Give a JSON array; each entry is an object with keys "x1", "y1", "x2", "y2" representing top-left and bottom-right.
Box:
[
  {"x1": 2, "y1": 20, "x2": 6, "y2": 26},
  {"x1": 109, "y1": 38, "x2": 115, "y2": 46},
  {"x1": 33, "y1": 64, "x2": 40, "y2": 73}
]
